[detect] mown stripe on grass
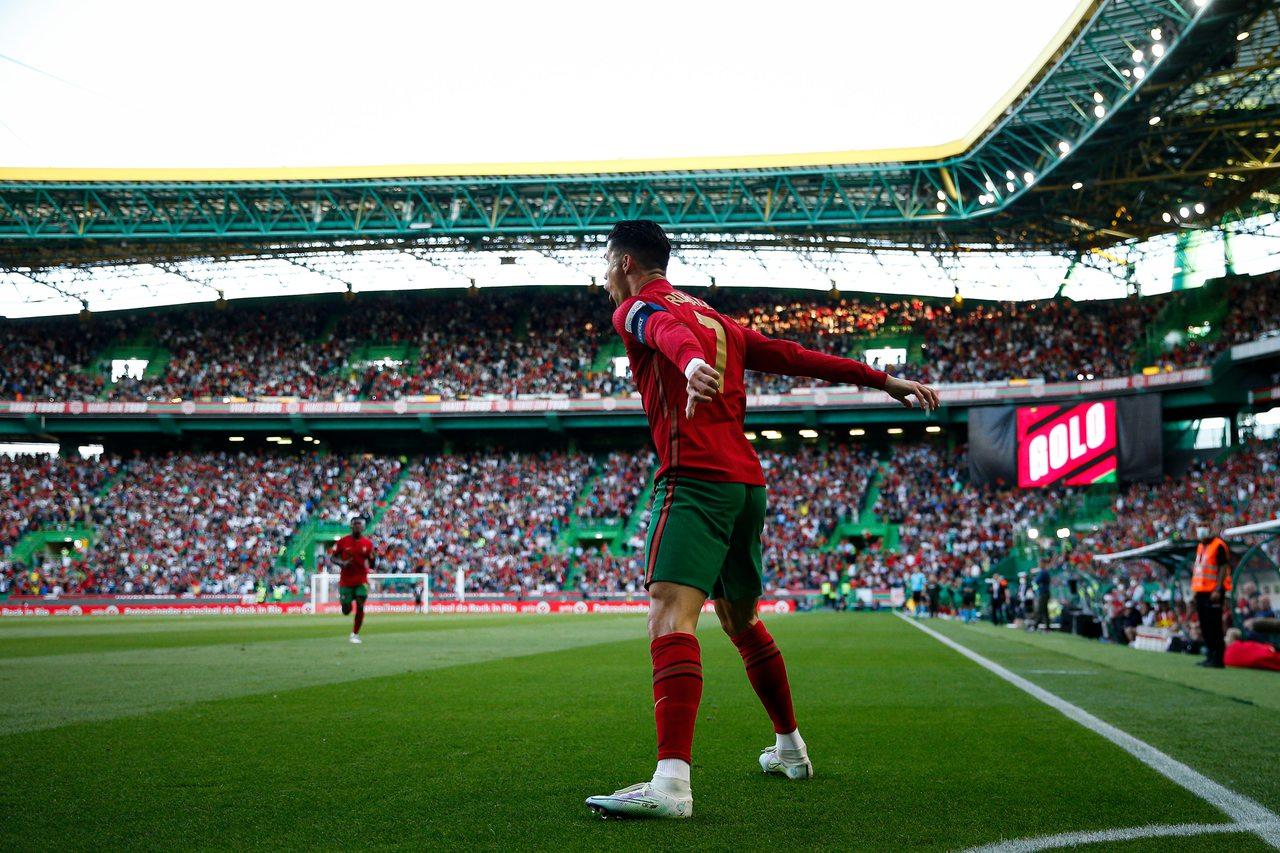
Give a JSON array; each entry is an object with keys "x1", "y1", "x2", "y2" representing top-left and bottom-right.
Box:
[
  {"x1": 0, "y1": 614, "x2": 597, "y2": 658},
  {"x1": 0, "y1": 616, "x2": 647, "y2": 735},
  {"x1": 952, "y1": 622, "x2": 1280, "y2": 712},
  {"x1": 897, "y1": 613, "x2": 1280, "y2": 851}
]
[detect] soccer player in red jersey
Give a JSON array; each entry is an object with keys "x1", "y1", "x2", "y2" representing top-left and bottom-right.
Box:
[
  {"x1": 586, "y1": 220, "x2": 939, "y2": 819},
  {"x1": 331, "y1": 515, "x2": 376, "y2": 644}
]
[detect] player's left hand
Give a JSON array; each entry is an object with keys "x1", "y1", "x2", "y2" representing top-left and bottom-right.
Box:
[
  {"x1": 685, "y1": 362, "x2": 722, "y2": 419},
  {"x1": 884, "y1": 376, "x2": 941, "y2": 413}
]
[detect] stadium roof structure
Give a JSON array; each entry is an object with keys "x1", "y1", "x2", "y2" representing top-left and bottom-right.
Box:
[
  {"x1": 1092, "y1": 538, "x2": 1197, "y2": 568},
  {"x1": 1222, "y1": 518, "x2": 1280, "y2": 536},
  {"x1": 0, "y1": 0, "x2": 1277, "y2": 271}
]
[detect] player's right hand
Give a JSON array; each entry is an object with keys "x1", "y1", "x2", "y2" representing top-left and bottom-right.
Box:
[
  {"x1": 884, "y1": 376, "x2": 941, "y2": 413},
  {"x1": 685, "y1": 362, "x2": 722, "y2": 419}
]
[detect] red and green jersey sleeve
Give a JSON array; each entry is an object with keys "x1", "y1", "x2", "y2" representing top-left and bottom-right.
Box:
[
  {"x1": 739, "y1": 324, "x2": 889, "y2": 389},
  {"x1": 614, "y1": 279, "x2": 888, "y2": 487}
]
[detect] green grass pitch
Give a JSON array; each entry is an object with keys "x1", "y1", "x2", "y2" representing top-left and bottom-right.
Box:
[{"x1": 1, "y1": 612, "x2": 1277, "y2": 851}]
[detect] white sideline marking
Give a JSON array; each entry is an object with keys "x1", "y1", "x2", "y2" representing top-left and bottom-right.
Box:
[
  {"x1": 894, "y1": 613, "x2": 1280, "y2": 850},
  {"x1": 966, "y1": 821, "x2": 1257, "y2": 852}
]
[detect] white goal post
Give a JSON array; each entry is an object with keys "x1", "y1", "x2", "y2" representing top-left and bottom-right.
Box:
[{"x1": 308, "y1": 573, "x2": 430, "y2": 615}]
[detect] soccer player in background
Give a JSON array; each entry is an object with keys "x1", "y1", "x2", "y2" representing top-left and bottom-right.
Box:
[
  {"x1": 586, "y1": 220, "x2": 940, "y2": 819},
  {"x1": 331, "y1": 514, "x2": 376, "y2": 644}
]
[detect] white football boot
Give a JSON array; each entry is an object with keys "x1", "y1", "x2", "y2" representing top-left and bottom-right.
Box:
[
  {"x1": 585, "y1": 776, "x2": 693, "y2": 819},
  {"x1": 759, "y1": 746, "x2": 814, "y2": 779},
  {"x1": 349, "y1": 633, "x2": 362, "y2": 644}
]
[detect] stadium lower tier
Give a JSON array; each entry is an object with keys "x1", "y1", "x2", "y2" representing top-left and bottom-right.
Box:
[
  {"x1": 3, "y1": 270, "x2": 1277, "y2": 403},
  {"x1": 2, "y1": 439, "x2": 1277, "y2": 616}
]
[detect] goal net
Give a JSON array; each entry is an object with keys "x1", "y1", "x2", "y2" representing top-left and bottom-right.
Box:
[{"x1": 308, "y1": 573, "x2": 430, "y2": 615}]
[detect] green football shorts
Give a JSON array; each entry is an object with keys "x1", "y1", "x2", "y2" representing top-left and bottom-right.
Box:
[
  {"x1": 644, "y1": 475, "x2": 766, "y2": 601},
  {"x1": 338, "y1": 584, "x2": 369, "y2": 605}
]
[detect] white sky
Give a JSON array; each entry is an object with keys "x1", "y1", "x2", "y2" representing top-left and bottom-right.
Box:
[{"x1": 0, "y1": 0, "x2": 1082, "y2": 168}]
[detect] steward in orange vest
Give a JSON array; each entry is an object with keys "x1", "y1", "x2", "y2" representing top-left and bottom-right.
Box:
[
  {"x1": 1192, "y1": 535, "x2": 1233, "y2": 596},
  {"x1": 1190, "y1": 525, "x2": 1233, "y2": 669}
]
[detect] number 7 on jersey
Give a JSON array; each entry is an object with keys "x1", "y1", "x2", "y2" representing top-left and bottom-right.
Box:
[{"x1": 694, "y1": 313, "x2": 727, "y2": 388}]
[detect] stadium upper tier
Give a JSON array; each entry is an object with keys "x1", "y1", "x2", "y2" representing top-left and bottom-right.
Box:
[
  {"x1": 1, "y1": 0, "x2": 1276, "y2": 263},
  {"x1": 2, "y1": 273, "x2": 1276, "y2": 404},
  {"x1": 3, "y1": 437, "x2": 1276, "y2": 598}
]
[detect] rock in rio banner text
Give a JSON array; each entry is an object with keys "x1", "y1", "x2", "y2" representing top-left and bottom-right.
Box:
[{"x1": 1016, "y1": 400, "x2": 1117, "y2": 487}]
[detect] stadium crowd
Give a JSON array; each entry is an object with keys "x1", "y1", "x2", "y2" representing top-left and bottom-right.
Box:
[
  {"x1": 375, "y1": 451, "x2": 589, "y2": 595},
  {"x1": 878, "y1": 444, "x2": 1062, "y2": 574},
  {"x1": 1148, "y1": 272, "x2": 1280, "y2": 370},
  {"x1": 3, "y1": 434, "x2": 1278, "y2": 607},
  {"x1": 1072, "y1": 438, "x2": 1280, "y2": 581},
  {"x1": 726, "y1": 292, "x2": 1160, "y2": 389},
  {"x1": 575, "y1": 449, "x2": 654, "y2": 524},
  {"x1": 572, "y1": 546, "x2": 645, "y2": 596},
  {"x1": 753, "y1": 444, "x2": 875, "y2": 590},
  {"x1": 0, "y1": 453, "x2": 119, "y2": 548},
  {"x1": 6, "y1": 271, "x2": 1277, "y2": 404},
  {"x1": 1, "y1": 315, "x2": 127, "y2": 401},
  {"x1": 1, "y1": 452, "x2": 401, "y2": 598}
]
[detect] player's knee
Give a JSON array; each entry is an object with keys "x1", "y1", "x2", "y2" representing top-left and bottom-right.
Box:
[
  {"x1": 355, "y1": 598, "x2": 366, "y2": 611},
  {"x1": 341, "y1": 602, "x2": 352, "y2": 616},
  {"x1": 647, "y1": 582, "x2": 703, "y2": 640},
  {"x1": 714, "y1": 597, "x2": 759, "y2": 637}
]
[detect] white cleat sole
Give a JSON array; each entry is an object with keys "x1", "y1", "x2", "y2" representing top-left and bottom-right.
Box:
[{"x1": 585, "y1": 800, "x2": 693, "y2": 820}]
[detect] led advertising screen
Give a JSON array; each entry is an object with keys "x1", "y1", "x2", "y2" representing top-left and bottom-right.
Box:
[
  {"x1": 969, "y1": 395, "x2": 1160, "y2": 488},
  {"x1": 1016, "y1": 400, "x2": 1117, "y2": 488}
]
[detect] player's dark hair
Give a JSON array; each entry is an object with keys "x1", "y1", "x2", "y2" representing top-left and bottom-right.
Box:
[{"x1": 607, "y1": 220, "x2": 671, "y2": 272}]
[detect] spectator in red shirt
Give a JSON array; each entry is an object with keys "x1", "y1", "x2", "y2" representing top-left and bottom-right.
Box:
[{"x1": 1224, "y1": 628, "x2": 1280, "y2": 672}]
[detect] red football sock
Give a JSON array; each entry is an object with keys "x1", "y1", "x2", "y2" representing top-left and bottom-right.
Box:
[
  {"x1": 731, "y1": 620, "x2": 797, "y2": 734},
  {"x1": 651, "y1": 632, "x2": 703, "y2": 764},
  {"x1": 353, "y1": 602, "x2": 365, "y2": 635}
]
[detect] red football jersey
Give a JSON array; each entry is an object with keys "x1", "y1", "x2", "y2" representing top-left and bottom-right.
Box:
[
  {"x1": 612, "y1": 279, "x2": 888, "y2": 486},
  {"x1": 332, "y1": 534, "x2": 375, "y2": 587}
]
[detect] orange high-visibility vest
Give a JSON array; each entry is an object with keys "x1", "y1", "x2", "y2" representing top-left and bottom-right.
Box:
[{"x1": 1191, "y1": 537, "x2": 1232, "y2": 594}]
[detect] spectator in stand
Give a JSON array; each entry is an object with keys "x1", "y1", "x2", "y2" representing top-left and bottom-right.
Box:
[{"x1": 1224, "y1": 628, "x2": 1280, "y2": 671}]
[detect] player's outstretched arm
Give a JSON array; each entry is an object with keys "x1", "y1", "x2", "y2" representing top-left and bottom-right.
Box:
[{"x1": 739, "y1": 323, "x2": 940, "y2": 412}]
